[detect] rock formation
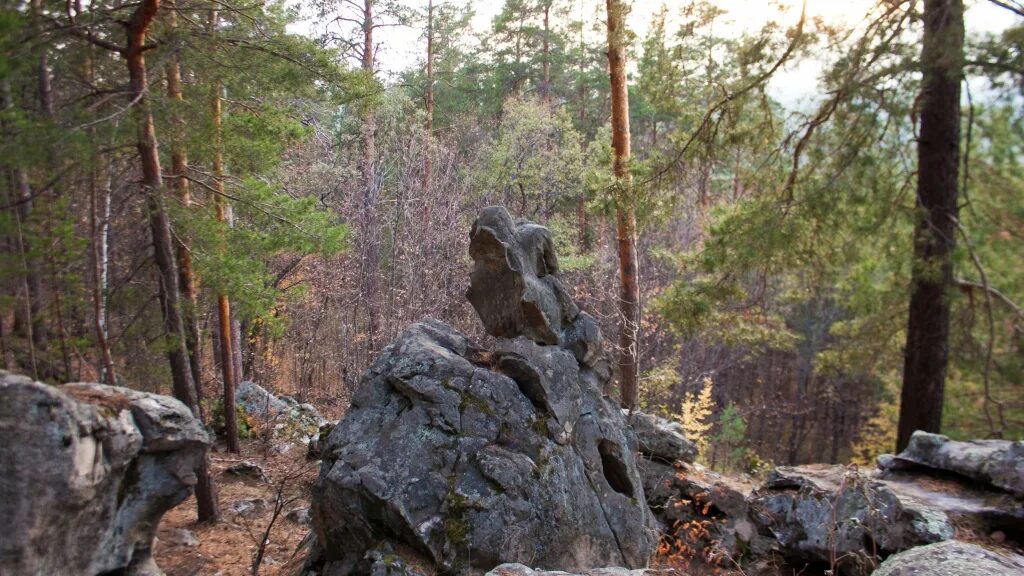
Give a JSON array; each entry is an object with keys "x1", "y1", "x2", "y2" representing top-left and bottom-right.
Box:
[
  {"x1": 0, "y1": 370, "x2": 209, "y2": 576},
  {"x1": 878, "y1": 430, "x2": 1024, "y2": 497},
  {"x1": 308, "y1": 207, "x2": 656, "y2": 575},
  {"x1": 872, "y1": 540, "x2": 1024, "y2": 576}
]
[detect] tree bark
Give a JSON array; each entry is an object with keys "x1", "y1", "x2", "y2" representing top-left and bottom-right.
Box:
[
  {"x1": 209, "y1": 8, "x2": 241, "y2": 455},
  {"x1": 897, "y1": 0, "x2": 963, "y2": 451},
  {"x1": 423, "y1": 0, "x2": 433, "y2": 190},
  {"x1": 166, "y1": 0, "x2": 204, "y2": 403},
  {"x1": 542, "y1": 1, "x2": 551, "y2": 105},
  {"x1": 606, "y1": 0, "x2": 640, "y2": 410},
  {"x1": 124, "y1": 0, "x2": 218, "y2": 521},
  {"x1": 359, "y1": 0, "x2": 380, "y2": 355}
]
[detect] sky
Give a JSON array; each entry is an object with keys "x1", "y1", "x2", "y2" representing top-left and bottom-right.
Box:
[{"x1": 291, "y1": 0, "x2": 1018, "y2": 109}]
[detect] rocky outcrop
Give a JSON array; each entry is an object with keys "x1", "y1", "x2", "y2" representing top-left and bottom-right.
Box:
[
  {"x1": 0, "y1": 370, "x2": 209, "y2": 576},
  {"x1": 485, "y1": 563, "x2": 674, "y2": 576},
  {"x1": 310, "y1": 320, "x2": 656, "y2": 575},
  {"x1": 308, "y1": 207, "x2": 656, "y2": 575},
  {"x1": 236, "y1": 380, "x2": 327, "y2": 440},
  {"x1": 872, "y1": 540, "x2": 1024, "y2": 576},
  {"x1": 749, "y1": 464, "x2": 954, "y2": 575},
  {"x1": 879, "y1": 431, "x2": 1024, "y2": 497}
]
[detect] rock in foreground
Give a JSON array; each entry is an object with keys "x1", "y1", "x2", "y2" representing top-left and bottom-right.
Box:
[
  {"x1": 486, "y1": 563, "x2": 674, "y2": 576},
  {"x1": 872, "y1": 540, "x2": 1024, "y2": 576},
  {"x1": 0, "y1": 370, "x2": 209, "y2": 576},
  {"x1": 309, "y1": 320, "x2": 656, "y2": 574}
]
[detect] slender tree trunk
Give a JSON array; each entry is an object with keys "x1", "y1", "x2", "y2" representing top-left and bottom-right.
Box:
[
  {"x1": 86, "y1": 52, "x2": 117, "y2": 385},
  {"x1": 209, "y1": 8, "x2": 241, "y2": 454},
  {"x1": 606, "y1": 0, "x2": 639, "y2": 410},
  {"x1": 423, "y1": 0, "x2": 433, "y2": 190},
  {"x1": 359, "y1": 0, "x2": 380, "y2": 355},
  {"x1": 124, "y1": 0, "x2": 218, "y2": 521},
  {"x1": 897, "y1": 0, "x2": 963, "y2": 452},
  {"x1": 166, "y1": 0, "x2": 204, "y2": 402},
  {"x1": 542, "y1": 1, "x2": 551, "y2": 105}
]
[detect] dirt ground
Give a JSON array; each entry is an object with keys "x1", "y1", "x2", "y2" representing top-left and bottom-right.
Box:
[{"x1": 156, "y1": 440, "x2": 318, "y2": 576}]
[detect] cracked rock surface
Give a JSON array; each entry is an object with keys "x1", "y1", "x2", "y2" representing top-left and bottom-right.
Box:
[
  {"x1": 307, "y1": 207, "x2": 656, "y2": 575},
  {"x1": 0, "y1": 370, "x2": 208, "y2": 576}
]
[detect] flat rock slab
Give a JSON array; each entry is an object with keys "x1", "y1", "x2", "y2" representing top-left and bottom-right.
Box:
[
  {"x1": 882, "y1": 431, "x2": 1024, "y2": 497},
  {"x1": 486, "y1": 563, "x2": 677, "y2": 576},
  {"x1": 872, "y1": 540, "x2": 1024, "y2": 576}
]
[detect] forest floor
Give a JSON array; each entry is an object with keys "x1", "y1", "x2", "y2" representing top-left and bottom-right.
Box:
[
  {"x1": 156, "y1": 440, "x2": 318, "y2": 576},
  {"x1": 153, "y1": 438, "x2": 741, "y2": 576}
]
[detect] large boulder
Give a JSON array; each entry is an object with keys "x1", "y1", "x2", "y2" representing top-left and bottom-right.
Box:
[
  {"x1": 872, "y1": 540, "x2": 1024, "y2": 576},
  {"x1": 308, "y1": 207, "x2": 657, "y2": 575},
  {"x1": 310, "y1": 320, "x2": 657, "y2": 575},
  {"x1": 749, "y1": 465, "x2": 954, "y2": 576},
  {"x1": 880, "y1": 431, "x2": 1024, "y2": 497},
  {"x1": 0, "y1": 370, "x2": 209, "y2": 576}
]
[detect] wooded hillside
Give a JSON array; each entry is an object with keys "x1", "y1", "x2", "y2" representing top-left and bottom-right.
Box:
[{"x1": 1, "y1": 0, "x2": 1021, "y2": 474}]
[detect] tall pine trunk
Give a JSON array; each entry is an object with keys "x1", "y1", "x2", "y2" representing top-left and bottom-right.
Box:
[
  {"x1": 166, "y1": 0, "x2": 204, "y2": 404},
  {"x1": 897, "y1": 0, "x2": 963, "y2": 451},
  {"x1": 124, "y1": 0, "x2": 218, "y2": 521},
  {"x1": 209, "y1": 8, "x2": 241, "y2": 455},
  {"x1": 423, "y1": 0, "x2": 433, "y2": 191},
  {"x1": 606, "y1": 0, "x2": 639, "y2": 410}
]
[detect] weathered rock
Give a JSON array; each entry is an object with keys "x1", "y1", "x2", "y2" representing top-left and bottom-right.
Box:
[
  {"x1": 872, "y1": 540, "x2": 1024, "y2": 576},
  {"x1": 237, "y1": 380, "x2": 292, "y2": 418},
  {"x1": 308, "y1": 422, "x2": 335, "y2": 460},
  {"x1": 287, "y1": 507, "x2": 313, "y2": 527},
  {"x1": 0, "y1": 371, "x2": 209, "y2": 576},
  {"x1": 310, "y1": 320, "x2": 657, "y2": 575},
  {"x1": 485, "y1": 563, "x2": 675, "y2": 576},
  {"x1": 629, "y1": 411, "x2": 697, "y2": 464},
  {"x1": 637, "y1": 459, "x2": 767, "y2": 563},
  {"x1": 749, "y1": 465, "x2": 955, "y2": 575},
  {"x1": 466, "y1": 207, "x2": 604, "y2": 368},
  {"x1": 225, "y1": 460, "x2": 268, "y2": 482},
  {"x1": 230, "y1": 498, "x2": 268, "y2": 518},
  {"x1": 880, "y1": 431, "x2": 1024, "y2": 497},
  {"x1": 161, "y1": 528, "x2": 200, "y2": 548},
  {"x1": 236, "y1": 380, "x2": 327, "y2": 440}
]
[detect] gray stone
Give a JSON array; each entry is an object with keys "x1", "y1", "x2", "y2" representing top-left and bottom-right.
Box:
[
  {"x1": 287, "y1": 507, "x2": 313, "y2": 527},
  {"x1": 749, "y1": 464, "x2": 955, "y2": 575},
  {"x1": 628, "y1": 411, "x2": 697, "y2": 464},
  {"x1": 883, "y1": 431, "x2": 1024, "y2": 497},
  {"x1": 467, "y1": 206, "x2": 589, "y2": 348},
  {"x1": 872, "y1": 540, "x2": 1024, "y2": 576},
  {"x1": 225, "y1": 460, "x2": 268, "y2": 482},
  {"x1": 236, "y1": 380, "x2": 327, "y2": 440},
  {"x1": 237, "y1": 380, "x2": 291, "y2": 419},
  {"x1": 0, "y1": 371, "x2": 209, "y2": 576},
  {"x1": 309, "y1": 320, "x2": 656, "y2": 575},
  {"x1": 484, "y1": 564, "x2": 674, "y2": 576},
  {"x1": 230, "y1": 498, "x2": 268, "y2": 518},
  {"x1": 161, "y1": 528, "x2": 200, "y2": 547}
]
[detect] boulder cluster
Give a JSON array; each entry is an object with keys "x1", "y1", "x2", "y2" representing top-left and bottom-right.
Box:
[{"x1": 1, "y1": 206, "x2": 1022, "y2": 576}]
